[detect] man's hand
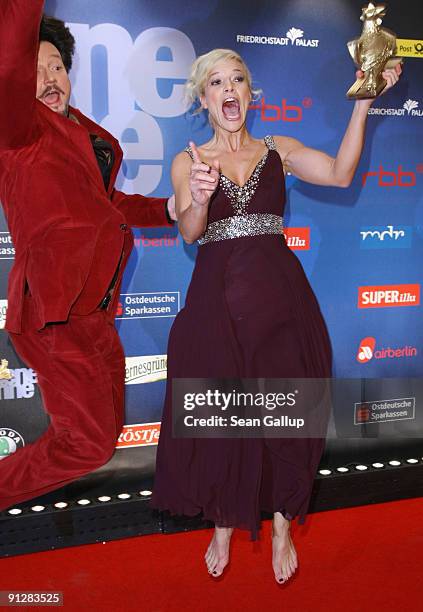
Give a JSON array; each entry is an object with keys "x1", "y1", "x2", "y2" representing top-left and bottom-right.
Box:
[{"x1": 167, "y1": 194, "x2": 177, "y2": 222}]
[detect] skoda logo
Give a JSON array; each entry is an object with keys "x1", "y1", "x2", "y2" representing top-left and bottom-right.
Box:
[{"x1": 0, "y1": 428, "x2": 25, "y2": 460}]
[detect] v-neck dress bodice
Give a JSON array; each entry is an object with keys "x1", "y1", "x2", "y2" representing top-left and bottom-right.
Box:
[{"x1": 152, "y1": 136, "x2": 332, "y2": 538}]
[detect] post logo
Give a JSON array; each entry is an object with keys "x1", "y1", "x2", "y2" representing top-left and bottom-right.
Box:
[
  {"x1": 283, "y1": 227, "x2": 310, "y2": 250},
  {"x1": 356, "y1": 337, "x2": 417, "y2": 362},
  {"x1": 358, "y1": 284, "x2": 420, "y2": 308},
  {"x1": 362, "y1": 165, "x2": 420, "y2": 187},
  {"x1": 396, "y1": 39, "x2": 423, "y2": 58},
  {"x1": 356, "y1": 337, "x2": 376, "y2": 363}
]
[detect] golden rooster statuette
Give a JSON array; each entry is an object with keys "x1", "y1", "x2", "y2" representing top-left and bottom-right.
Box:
[
  {"x1": 0, "y1": 359, "x2": 12, "y2": 380},
  {"x1": 347, "y1": 3, "x2": 402, "y2": 98}
]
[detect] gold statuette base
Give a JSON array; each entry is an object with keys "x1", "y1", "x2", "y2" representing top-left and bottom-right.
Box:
[{"x1": 347, "y1": 57, "x2": 403, "y2": 99}]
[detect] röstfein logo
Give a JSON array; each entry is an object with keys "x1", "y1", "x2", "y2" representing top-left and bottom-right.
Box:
[{"x1": 116, "y1": 423, "x2": 161, "y2": 448}]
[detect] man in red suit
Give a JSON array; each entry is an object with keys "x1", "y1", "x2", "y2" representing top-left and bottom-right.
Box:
[{"x1": 0, "y1": 1, "x2": 175, "y2": 510}]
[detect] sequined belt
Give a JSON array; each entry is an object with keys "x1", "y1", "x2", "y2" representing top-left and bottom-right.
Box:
[{"x1": 198, "y1": 213, "x2": 284, "y2": 245}]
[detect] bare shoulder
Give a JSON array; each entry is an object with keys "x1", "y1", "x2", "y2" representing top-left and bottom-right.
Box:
[
  {"x1": 171, "y1": 150, "x2": 192, "y2": 174},
  {"x1": 272, "y1": 135, "x2": 305, "y2": 161}
]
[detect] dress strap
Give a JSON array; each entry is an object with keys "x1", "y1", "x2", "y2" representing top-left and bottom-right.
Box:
[
  {"x1": 184, "y1": 145, "x2": 194, "y2": 161},
  {"x1": 264, "y1": 135, "x2": 277, "y2": 150}
]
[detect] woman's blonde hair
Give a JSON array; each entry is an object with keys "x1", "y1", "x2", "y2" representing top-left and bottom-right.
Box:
[{"x1": 185, "y1": 48, "x2": 261, "y2": 114}]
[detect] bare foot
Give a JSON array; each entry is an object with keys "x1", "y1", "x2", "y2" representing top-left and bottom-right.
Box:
[
  {"x1": 204, "y1": 526, "x2": 233, "y2": 577},
  {"x1": 272, "y1": 512, "x2": 298, "y2": 584}
]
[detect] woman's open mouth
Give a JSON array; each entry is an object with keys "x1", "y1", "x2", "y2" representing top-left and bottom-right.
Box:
[{"x1": 222, "y1": 97, "x2": 241, "y2": 120}]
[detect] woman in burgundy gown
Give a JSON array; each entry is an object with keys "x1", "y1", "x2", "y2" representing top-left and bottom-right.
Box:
[{"x1": 151, "y1": 49, "x2": 401, "y2": 583}]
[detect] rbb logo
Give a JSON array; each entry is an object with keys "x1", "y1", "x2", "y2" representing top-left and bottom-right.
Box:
[
  {"x1": 249, "y1": 97, "x2": 312, "y2": 122},
  {"x1": 362, "y1": 165, "x2": 418, "y2": 187},
  {"x1": 356, "y1": 337, "x2": 376, "y2": 363}
]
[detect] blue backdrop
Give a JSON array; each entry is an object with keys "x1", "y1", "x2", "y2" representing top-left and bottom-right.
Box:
[{"x1": 1, "y1": 0, "x2": 422, "y2": 469}]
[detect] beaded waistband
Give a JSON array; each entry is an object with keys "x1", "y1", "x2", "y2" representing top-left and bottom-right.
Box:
[{"x1": 198, "y1": 213, "x2": 284, "y2": 245}]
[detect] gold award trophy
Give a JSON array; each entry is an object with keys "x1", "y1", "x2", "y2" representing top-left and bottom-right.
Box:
[
  {"x1": 347, "y1": 3, "x2": 402, "y2": 98},
  {"x1": 0, "y1": 359, "x2": 12, "y2": 380}
]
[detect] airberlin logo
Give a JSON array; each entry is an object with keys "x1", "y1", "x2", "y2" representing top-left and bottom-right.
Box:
[
  {"x1": 362, "y1": 164, "x2": 422, "y2": 187},
  {"x1": 358, "y1": 284, "x2": 420, "y2": 308},
  {"x1": 356, "y1": 337, "x2": 376, "y2": 363},
  {"x1": 133, "y1": 234, "x2": 179, "y2": 248},
  {"x1": 283, "y1": 227, "x2": 310, "y2": 250},
  {"x1": 249, "y1": 97, "x2": 312, "y2": 122},
  {"x1": 236, "y1": 27, "x2": 319, "y2": 48},
  {"x1": 356, "y1": 336, "x2": 417, "y2": 363}
]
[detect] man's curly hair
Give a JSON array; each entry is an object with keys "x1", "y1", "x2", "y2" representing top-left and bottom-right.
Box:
[{"x1": 39, "y1": 15, "x2": 75, "y2": 73}]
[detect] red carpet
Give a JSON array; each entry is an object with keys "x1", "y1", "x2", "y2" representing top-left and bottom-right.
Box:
[{"x1": 1, "y1": 498, "x2": 422, "y2": 611}]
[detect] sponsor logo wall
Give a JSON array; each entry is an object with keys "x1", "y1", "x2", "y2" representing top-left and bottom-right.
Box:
[{"x1": 0, "y1": 0, "x2": 422, "y2": 471}]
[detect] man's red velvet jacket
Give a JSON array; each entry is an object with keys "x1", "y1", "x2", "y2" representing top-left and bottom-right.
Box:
[{"x1": 0, "y1": 0, "x2": 172, "y2": 333}]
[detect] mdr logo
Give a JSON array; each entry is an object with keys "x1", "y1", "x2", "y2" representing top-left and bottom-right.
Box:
[{"x1": 69, "y1": 23, "x2": 196, "y2": 194}]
